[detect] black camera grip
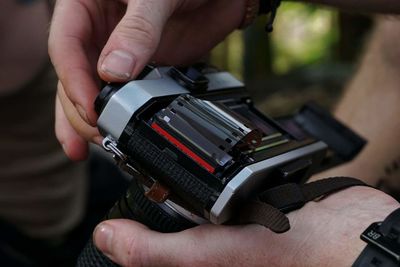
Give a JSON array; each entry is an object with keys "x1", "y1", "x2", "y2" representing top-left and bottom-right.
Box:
[
  {"x1": 76, "y1": 238, "x2": 117, "y2": 267},
  {"x1": 76, "y1": 178, "x2": 196, "y2": 267}
]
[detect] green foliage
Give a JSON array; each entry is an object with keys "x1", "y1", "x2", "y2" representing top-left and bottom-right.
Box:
[
  {"x1": 271, "y1": 3, "x2": 339, "y2": 74},
  {"x1": 210, "y1": 31, "x2": 244, "y2": 80},
  {"x1": 209, "y1": 3, "x2": 340, "y2": 77}
]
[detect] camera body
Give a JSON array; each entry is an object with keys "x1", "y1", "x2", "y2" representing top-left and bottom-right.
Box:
[{"x1": 95, "y1": 65, "x2": 365, "y2": 228}]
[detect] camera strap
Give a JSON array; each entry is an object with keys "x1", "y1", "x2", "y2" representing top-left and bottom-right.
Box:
[
  {"x1": 122, "y1": 126, "x2": 368, "y2": 233},
  {"x1": 235, "y1": 177, "x2": 368, "y2": 233}
]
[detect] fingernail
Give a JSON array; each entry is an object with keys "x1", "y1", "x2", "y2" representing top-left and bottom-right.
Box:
[
  {"x1": 76, "y1": 105, "x2": 89, "y2": 123},
  {"x1": 101, "y1": 50, "x2": 135, "y2": 80},
  {"x1": 93, "y1": 135, "x2": 103, "y2": 145},
  {"x1": 61, "y1": 143, "x2": 67, "y2": 154},
  {"x1": 94, "y1": 223, "x2": 114, "y2": 255}
]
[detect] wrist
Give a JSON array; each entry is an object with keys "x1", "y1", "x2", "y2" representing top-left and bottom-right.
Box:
[
  {"x1": 352, "y1": 206, "x2": 400, "y2": 266},
  {"x1": 286, "y1": 187, "x2": 400, "y2": 267},
  {"x1": 336, "y1": 188, "x2": 400, "y2": 266}
]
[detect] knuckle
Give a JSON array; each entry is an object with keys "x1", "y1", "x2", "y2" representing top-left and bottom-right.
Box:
[{"x1": 117, "y1": 14, "x2": 158, "y2": 51}]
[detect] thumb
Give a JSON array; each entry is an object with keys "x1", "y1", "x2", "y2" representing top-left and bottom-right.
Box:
[
  {"x1": 93, "y1": 219, "x2": 179, "y2": 267},
  {"x1": 93, "y1": 219, "x2": 270, "y2": 267},
  {"x1": 98, "y1": 0, "x2": 180, "y2": 82}
]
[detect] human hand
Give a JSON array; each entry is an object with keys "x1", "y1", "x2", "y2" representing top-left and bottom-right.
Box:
[
  {"x1": 93, "y1": 187, "x2": 400, "y2": 267},
  {"x1": 49, "y1": 0, "x2": 246, "y2": 160}
]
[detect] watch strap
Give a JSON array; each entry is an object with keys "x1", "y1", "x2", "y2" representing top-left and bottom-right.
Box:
[
  {"x1": 353, "y1": 244, "x2": 397, "y2": 267},
  {"x1": 353, "y1": 208, "x2": 400, "y2": 267},
  {"x1": 260, "y1": 0, "x2": 281, "y2": 32},
  {"x1": 379, "y1": 208, "x2": 400, "y2": 237},
  {"x1": 239, "y1": 0, "x2": 282, "y2": 31}
]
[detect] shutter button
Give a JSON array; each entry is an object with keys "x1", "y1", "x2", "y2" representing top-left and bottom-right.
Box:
[{"x1": 168, "y1": 67, "x2": 209, "y2": 92}]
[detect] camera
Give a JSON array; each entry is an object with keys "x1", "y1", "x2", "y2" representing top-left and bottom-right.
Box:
[{"x1": 77, "y1": 64, "x2": 365, "y2": 266}]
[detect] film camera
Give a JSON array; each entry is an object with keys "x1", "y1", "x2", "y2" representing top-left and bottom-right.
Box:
[{"x1": 77, "y1": 65, "x2": 365, "y2": 266}]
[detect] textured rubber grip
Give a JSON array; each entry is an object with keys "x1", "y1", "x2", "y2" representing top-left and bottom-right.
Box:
[
  {"x1": 121, "y1": 127, "x2": 220, "y2": 215},
  {"x1": 76, "y1": 238, "x2": 117, "y2": 267},
  {"x1": 76, "y1": 179, "x2": 196, "y2": 267}
]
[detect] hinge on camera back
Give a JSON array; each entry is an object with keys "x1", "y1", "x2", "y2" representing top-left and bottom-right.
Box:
[{"x1": 102, "y1": 136, "x2": 140, "y2": 177}]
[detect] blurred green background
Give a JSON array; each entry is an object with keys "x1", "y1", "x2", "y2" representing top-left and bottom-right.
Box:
[{"x1": 208, "y1": 2, "x2": 372, "y2": 116}]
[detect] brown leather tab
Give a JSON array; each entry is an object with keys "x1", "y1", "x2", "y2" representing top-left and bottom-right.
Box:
[{"x1": 145, "y1": 181, "x2": 170, "y2": 203}]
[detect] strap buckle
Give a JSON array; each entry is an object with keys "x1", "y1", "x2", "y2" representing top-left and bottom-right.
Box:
[{"x1": 102, "y1": 136, "x2": 140, "y2": 176}]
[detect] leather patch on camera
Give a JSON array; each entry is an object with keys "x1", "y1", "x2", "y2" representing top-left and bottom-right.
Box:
[{"x1": 145, "y1": 181, "x2": 170, "y2": 203}]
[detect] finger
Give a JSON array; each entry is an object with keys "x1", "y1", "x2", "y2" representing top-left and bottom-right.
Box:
[
  {"x1": 97, "y1": 0, "x2": 180, "y2": 82},
  {"x1": 93, "y1": 219, "x2": 270, "y2": 267},
  {"x1": 49, "y1": 0, "x2": 100, "y2": 126},
  {"x1": 57, "y1": 81, "x2": 102, "y2": 145},
  {"x1": 55, "y1": 94, "x2": 89, "y2": 161},
  {"x1": 153, "y1": 0, "x2": 245, "y2": 65}
]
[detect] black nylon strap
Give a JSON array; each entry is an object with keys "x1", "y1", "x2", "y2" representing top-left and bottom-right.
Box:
[
  {"x1": 237, "y1": 201, "x2": 290, "y2": 233},
  {"x1": 122, "y1": 126, "x2": 220, "y2": 216},
  {"x1": 258, "y1": 177, "x2": 367, "y2": 213},
  {"x1": 237, "y1": 177, "x2": 367, "y2": 233},
  {"x1": 378, "y1": 208, "x2": 400, "y2": 237},
  {"x1": 258, "y1": 0, "x2": 281, "y2": 32},
  {"x1": 123, "y1": 124, "x2": 367, "y2": 233},
  {"x1": 352, "y1": 245, "x2": 397, "y2": 267},
  {"x1": 353, "y1": 208, "x2": 400, "y2": 267}
]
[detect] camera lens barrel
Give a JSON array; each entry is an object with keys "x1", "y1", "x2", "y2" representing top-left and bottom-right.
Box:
[
  {"x1": 76, "y1": 178, "x2": 196, "y2": 267},
  {"x1": 108, "y1": 178, "x2": 196, "y2": 232},
  {"x1": 94, "y1": 84, "x2": 122, "y2": 115}
]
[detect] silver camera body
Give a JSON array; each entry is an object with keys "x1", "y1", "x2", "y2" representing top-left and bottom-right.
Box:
[{"x1": 95, "y1": 65, "x2": 363, "y2": 226}]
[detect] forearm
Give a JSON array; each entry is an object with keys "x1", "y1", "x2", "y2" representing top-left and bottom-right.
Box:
[
  {"x1": 297, "y1": 0, "x2": 400, "y2": 14},
  {"x1": 312, "y1": 18, "x2": 400, "y2": 185}
]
